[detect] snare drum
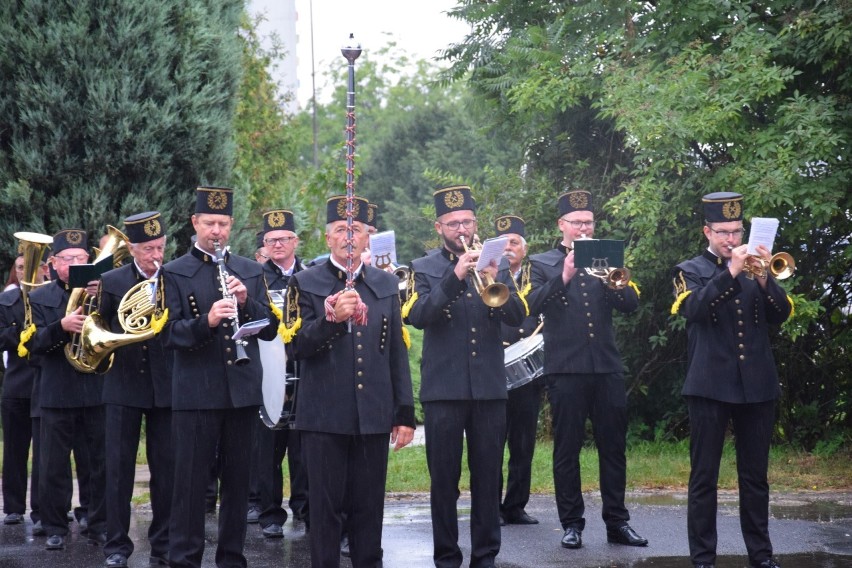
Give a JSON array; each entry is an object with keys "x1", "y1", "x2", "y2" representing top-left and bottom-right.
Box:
[{"x1": 504, "y1": 334, "x2": 545, "y2": 390}]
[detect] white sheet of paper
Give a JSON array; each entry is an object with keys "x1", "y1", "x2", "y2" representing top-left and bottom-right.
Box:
[
  {"x1": 232, "y1": 318, "x2": 270, "y2": 341},
  {"x1": 475, "y1": 236, "x2": 509, "y2": 271},
  {"x1": 747, "y1": 217, "x2": 779, "y2": 255},
  {"x1": 369, "y1": 230, "x2": 397, "y2": 268}
]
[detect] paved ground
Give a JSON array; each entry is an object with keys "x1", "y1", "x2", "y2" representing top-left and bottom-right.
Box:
[{"x1": 0, "y1": 478, "x2": 850, "y2": 568}]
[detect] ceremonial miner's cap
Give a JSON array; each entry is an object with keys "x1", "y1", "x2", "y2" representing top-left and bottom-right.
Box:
[
  {"x1": 494, "y1": 215, "x2": 525, "y2": 238},
  {"x1": 367, "y1": 202, "x2": 378, "y2": 227},
  {"x1": 195, "y1": 186, "x2": 234, "y2": 216},
  {"x1": 262, "y1": 209, "x2": 296, "y2": 234},
  {"x1": 52, "y1": 229, "x2": 89, "y2": 254},
  {"x1": 702, "y1": 192, "x2": 743, "y2": 223},
  {"x1": 434, "y1": 185, "x2": 475, "y2": 217},
  {"x1": 124, "y1": 211, "x2": 165, "y2": 244},
  {"x1": 558, "y1": 190, "x2": 593, "y2": 217},
  {"x1": 326, "y1": 195, "x2": 370, "y2": 224},
  {"x1": 255, "y1": 231, "x2": 265, "y2": 250}
]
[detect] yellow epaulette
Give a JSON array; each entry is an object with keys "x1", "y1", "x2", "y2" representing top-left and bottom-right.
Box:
[
  {"x1": 670, "y1": 290, "x2": 692, "y2": 315},
  {"x1": 628, "y1": 281, "x2": 641, "y2": 297},
  {"x1": 401, "y1": 291, "x2": 418, "y2": 320},
  {"x1": 150, "y1": 308, "x2": 169, "y2": 334},
  {"x1": 786, "y1": 294, "x2": 795, "y2": 319},
  {"x1": 401, "y1": 325, "x2": 411, "y2": 350},
  {"x1": 280, "y1": 318, "x2": 301, "y2": 344},
  {"x1": 17, "y1": 324, "x2": 36, "y2": 358}
]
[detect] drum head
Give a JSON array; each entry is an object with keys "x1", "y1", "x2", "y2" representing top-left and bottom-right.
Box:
[{"x1": 258, "y1": 337, "x2": 287, "y2": 428}]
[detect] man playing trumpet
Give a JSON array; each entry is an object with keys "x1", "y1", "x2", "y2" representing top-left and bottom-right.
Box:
[{"x1": 405, "y1": 185, "x2": 526, "y2": 568}]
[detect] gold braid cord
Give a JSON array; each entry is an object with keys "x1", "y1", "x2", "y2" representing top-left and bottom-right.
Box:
[
  {"x1": 516, "y1": 263, "x2": 532, "y2": 317},
  {"x1": 670, "y1": 271, "x2": 691, "y2": 315},
  {"x1": 281, "y1": 286, "x2": 302, "y2": 344}
]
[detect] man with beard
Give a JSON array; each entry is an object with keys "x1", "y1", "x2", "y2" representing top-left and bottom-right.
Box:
[{"x1": 405, "y1": 185, "x2": 526, "y2": 568}]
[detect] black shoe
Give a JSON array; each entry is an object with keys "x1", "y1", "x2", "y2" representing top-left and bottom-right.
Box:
[
  {"x1": 32, "y1": 520, "x2": 46, "y2": 536},
  {"x1": 292, "y1": 509, "x2": 307, "y2": 522},
  {"x1": 87, "y1": 530, "x2": 108, "y2": 546},
  {"x1": 606, "y1": 524, "x2": 648, "y2": 547},
  {"x1": 561, "y1": 527, "x2": 582, "y2": 549},
  {"x1": 499, "y1": 515, "x2": 506, "y2": 526},
  {"x1": 247, "y1": 505, "x2": 261, "y2": 524},
  {"x1": 262, "y1": 523, "x2": 284, "y2": 538},
  {"x1": 149, "y1": 556, "x2": 169, "y2": 566},
  {"x1": 504, "y1": 511, "x2": 539, "y2": 525},
  {"x1": 752, "y1": 560, "x2": 781, "y2": 568},
  {"x1": 3, "y1": 513, "x2": 24, "y2": 525},
  {"x1": 105, "y1": 553, "x2": 129, "y2": 568},
  {"x1": 340, "y1": 533, "x2": 350, "y2": 557},
  {"x1": 46, "y1": 534, "x2": 65, "y2": 550}
]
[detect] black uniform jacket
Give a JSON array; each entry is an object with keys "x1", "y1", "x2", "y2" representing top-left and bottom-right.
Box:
[
  {"x1": 527, "y1": 246, "x2": 638, "y2": 375},
  {"x1": 0, "y1": 288, "x2": 39, "y2": 399},
  {"x1": 29, "y1": 280, "x2": 104, "y2": 408},
  {"x1": 406, "y1": 248, "x2": 526, "y2": 402},
  {"x1": 285, "y1": 261, "x2": 415, "y2": 435},
  {"x1": 672, "y1": 250, "x2": 791, "y2": 403},
  {"x1": 161, "y1": 247, "x2": 277, "y2": 410},
  {"x1": 99, "y1": 263, "x2": 172, "y2": 408},
  {"x1": 262, "y1": 257, "x2": 305, "y2": 292}
]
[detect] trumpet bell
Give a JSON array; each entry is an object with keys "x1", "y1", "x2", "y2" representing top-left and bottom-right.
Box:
[
  {"x1": 481, "y1": 281, "x2": 510, "y2": 308},
  {"x1": 606, "y1": 267, "x2": 631, "y2": 290},
  {"x1": 770, "y1": 252, "x2": 795, "y2": 280}
]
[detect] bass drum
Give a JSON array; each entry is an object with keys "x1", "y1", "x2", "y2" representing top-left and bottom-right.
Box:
[
  {"x1": 504, "y1": 334, "x2": 545, "y2": 390},
  {"x1": 258, "y1": 336, "x2": 295, "y2": 430}
]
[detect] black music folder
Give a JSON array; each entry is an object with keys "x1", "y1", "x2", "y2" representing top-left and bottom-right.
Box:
[
  {"x1": 573, "y1": 239, "x2": 625, "y2": 269},
  {"x1": 68, "y1": 255, "x2": 114, "y2": 288}
]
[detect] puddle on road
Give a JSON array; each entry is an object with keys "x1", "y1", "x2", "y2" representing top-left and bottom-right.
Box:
[
  {"x1": 627, "y1": 493, "x2": 852, "y2": 522},
  {"x1": 581, "y1": 552, "x2": 852, "y2": 567}
]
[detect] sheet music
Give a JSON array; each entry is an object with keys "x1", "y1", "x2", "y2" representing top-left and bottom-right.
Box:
[
  {"x1": 369, "y1": 230, "x2": 397, "y2": 268},
  {"x1": 475, "y1": 236, "x2": 509, "y2": 271},
  {"x1": 232, "y1": 318, "x2": 270, "y2": 341},
  {"x1": 747, "y1": 217, "x2": 779, "y2": 255}
]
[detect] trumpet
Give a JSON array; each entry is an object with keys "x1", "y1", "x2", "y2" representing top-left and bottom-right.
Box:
[
  {"x1": 742, "y1": 251, "x2": 796, "y2": 280},
  {"x1": 460, "y1": 235, "x2": 510, "y2": 308},
  {"x1": 213, "y1": 240, "x2": 250, "y2": 366},
  {"x1": 573, "y1": 235, "x2": 632, "y2": 290}
]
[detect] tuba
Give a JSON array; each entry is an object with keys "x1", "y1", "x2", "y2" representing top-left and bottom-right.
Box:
[
  {"x1": 64, "y1": 225, "x2": 134, "y2": 373},
  {"x1": 460, "y1": 235, "x2": 510, "y2": 308},
  {"x1": 13, "y1": 232, "x2": 53, "y2": 354}
]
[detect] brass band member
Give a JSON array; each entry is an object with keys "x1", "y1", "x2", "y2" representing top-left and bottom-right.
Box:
[
  {"x1": 99, "y1": 212, "x2": 172, "y2": 568},
  {"x1": 672, "y1": 192, "x2": 790, "y2": 568},
  {"x1": 284, "y1": 195, "x2": 415, "y2": 567},
  {"x1": 251, "y1": 208, "x2": 309, "y2": 538},
  {"x1": 405, "y1": 185, "x2": 526, "y2": 568},
  {"x1": 494, "y1": 215, "x2": 542, "y2": 526},
  {"x1": 29, "y1": 229, "x2": 106, "y2": 550},
  {"x1": 526, "y1": 190, "x2": 647, "y2": 550},
  {"x1": 161, "y1": 187, "x2": 277, "y2": 568}
]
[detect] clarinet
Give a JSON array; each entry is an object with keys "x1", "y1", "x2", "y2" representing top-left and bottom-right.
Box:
[{"x1": 213, "y1": 240, "x2": 250, "y2": 366}]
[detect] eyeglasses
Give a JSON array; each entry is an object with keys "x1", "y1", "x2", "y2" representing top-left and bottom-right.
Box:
[
  {"x1": 560, "y1": 219, "x2": 595, "y2": 229},
  {"x1": 708, "y1": 227, "x2": 744, "y2": 239},
  {"x1": 53, "y1": 254, "x2": 89, "y2": 263},
  {"x1": 264, "y1": 236, "x2": 297, "y2": 246},
  {"x1": 439, "y1": 219, "x2": 477, "y2": 231}
]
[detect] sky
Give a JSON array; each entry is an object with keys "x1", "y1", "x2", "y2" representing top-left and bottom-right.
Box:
[{"x1": 249, "y1": 0, "x2": 471, "y2": 109}]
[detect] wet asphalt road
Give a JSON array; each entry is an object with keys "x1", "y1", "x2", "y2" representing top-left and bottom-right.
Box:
[{"x1": 0, "y1": 491, "x2": 850, "y2": 567}]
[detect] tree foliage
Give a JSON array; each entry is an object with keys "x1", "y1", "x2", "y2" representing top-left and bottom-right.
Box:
[{"x1": 443, "y1": 0, "x2": 852, "y2": 447}]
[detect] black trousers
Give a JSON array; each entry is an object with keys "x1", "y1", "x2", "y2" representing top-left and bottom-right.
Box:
[
  {"x1": 500, "y1": 380, "x2": 543, "y2": 518},
  {"x1": 547, "y1": 373, "x2": 629, "y2": 531},
  {"x1": 1, "y1": 397, "x2": 32, "y2": 515},
  {"x1": 72, "y1": 414, "x2": 92, "y2": 522},
  {"x1": 287, "y1": 428, "x2": 309, "y2": 516},
  {"x1": 254, "y1": 424, "x2": 289, "y2": 527},
  {"x1": 30, "y1": 417, "x2": 41, "y2": 523},
  {"x1": 39, "y1": 406, "x2": 106, "y2": 536},
  {"x1": 169, "y1": 408, "x2": 255, "y2": 568},
  {"x1": 104, "y1": 404, "x2": 173, "y2": 559},
  {"x1": 302, "y1": 431, "x2": 388, "y2": 568},
  {"x1": 424, "y1": 400, "x2": 505, "y2": 568},
  {"x1": 687, "y1": 396, "x2": 776, "y2": 566}
]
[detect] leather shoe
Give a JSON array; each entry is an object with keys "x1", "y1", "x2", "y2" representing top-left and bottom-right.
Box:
[
  {"x1": 561, "y1": 527, "x2": 582, "y2": 549},
  {"x1": 87, "y1": 530, "x2": 108, "y2": 546},
  {"x1": 606, "y1": 524, "x2": 648, "y2": 546},
  {"x1": 753, "y1": 560, "x2": 781, "y2": 568},
  {"x1": 149, "y1": 556, "x2": 169, "y2": 566},
  {"x1": 262, "y1": 523, "x2": 283, "y2": 538},
  {"x1": 504, "y1": 511, "x2": 539, "y2": 525},
  {"x1": 247, "y1": 505, "x2": 261, "y2": 524},
  {"x1": 105, "y1": 553, "x2": 129, "y2": 568},
  {"x1": 46, "y1": 534, "x2": 65, "y2": 550},
  {"x1": 32, "y1": 520, "x2": 46, "y2": 536},
  {"x1": 3, "y1": 513, "x2": 24, "y2": 525}
]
